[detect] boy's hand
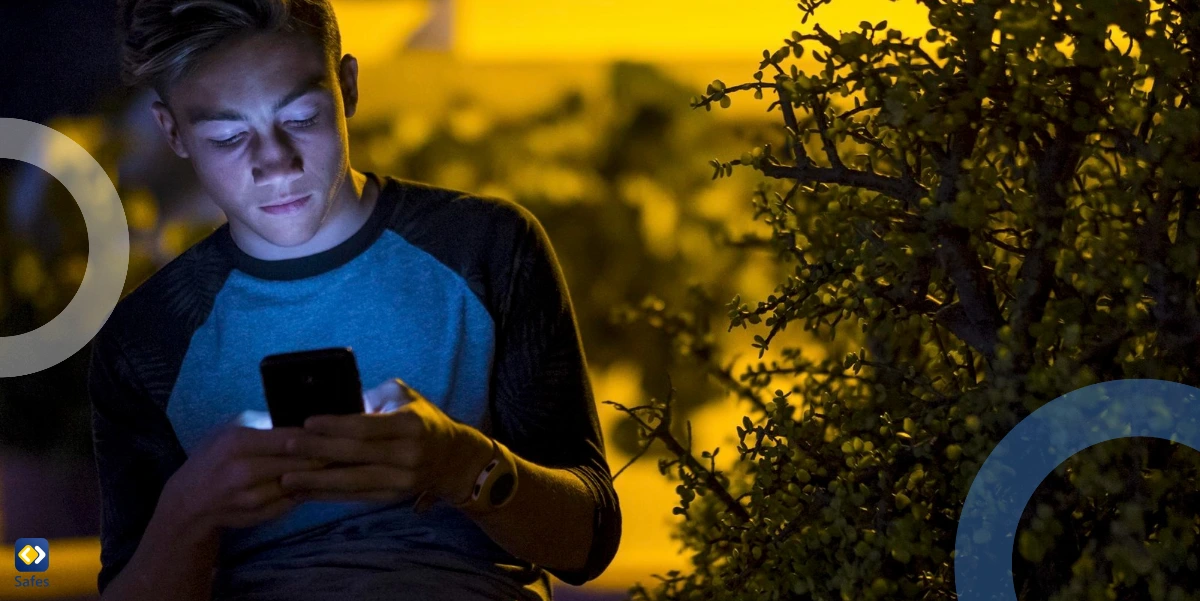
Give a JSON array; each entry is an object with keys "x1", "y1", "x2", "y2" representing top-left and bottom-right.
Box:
[
  {"x1": 279, "y1": 378, "x2": 494, "y2": 505},
  {"x1": 162, "y1": 424, "x2": 329, "y2": 533}
]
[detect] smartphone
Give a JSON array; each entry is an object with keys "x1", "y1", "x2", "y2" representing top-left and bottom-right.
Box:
[{"x1": 260, "y1": 346, "x2": 365, "y2": 429}]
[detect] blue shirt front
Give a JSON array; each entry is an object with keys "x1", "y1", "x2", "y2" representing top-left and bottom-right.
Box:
[
  {"x1": 168, "y1": 219, "x2": 496, "y2": 559},
  {"x1": 87, "y1": 173, "x2": 621, "y2": 600}
]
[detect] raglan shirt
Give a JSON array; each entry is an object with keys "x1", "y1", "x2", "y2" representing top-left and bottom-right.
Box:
[{"x1": 87, "y1": 173, "x2": 621, "y2": 600}]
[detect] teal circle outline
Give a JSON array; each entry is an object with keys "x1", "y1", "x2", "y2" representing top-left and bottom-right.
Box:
[{"x1": 954, "y1": 379, "x2": 1200, "y2": 600}]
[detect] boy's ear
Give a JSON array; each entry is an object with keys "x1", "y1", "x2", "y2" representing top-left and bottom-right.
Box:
[
  {"x1": 149, "y1": 99, "x2": 190, "y2": 159},
  {"x1": 337, "y1": 54, "x2": 360, "y2": 119}
]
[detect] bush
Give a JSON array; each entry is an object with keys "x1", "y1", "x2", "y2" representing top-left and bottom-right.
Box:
[{"x1": 612, "y1": 1, "x2": 1200, "y2": 599}]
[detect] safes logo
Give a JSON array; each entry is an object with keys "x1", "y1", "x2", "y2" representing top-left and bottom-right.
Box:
[{"x1": 14, "y1": 538, "x2": 49, "y2": 572}]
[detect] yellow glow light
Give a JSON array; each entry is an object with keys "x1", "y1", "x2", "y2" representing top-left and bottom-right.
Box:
[{"x1": 456, "y1": 0, "x2": 930, "y2": 62}]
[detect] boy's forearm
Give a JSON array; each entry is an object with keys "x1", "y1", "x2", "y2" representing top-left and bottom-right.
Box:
[
  {"x1": 100, "y1": 501, "x2": 221, "y2": 601},
  {"x1": 463, "y1": 454, "x2": 596, "y2": 572}
]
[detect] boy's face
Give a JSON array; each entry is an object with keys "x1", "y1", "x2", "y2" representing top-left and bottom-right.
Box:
[{"x1": 150, "y1": 30, "x2": 359, "y2": 249}]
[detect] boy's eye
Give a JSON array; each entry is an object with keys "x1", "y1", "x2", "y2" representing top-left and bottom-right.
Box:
[
  {"x1": 210, "y1": 133, "x2": 245, "y2": 148},
  {"x1": 207, "y1": 116, "x2": 317, "y2": 148}
]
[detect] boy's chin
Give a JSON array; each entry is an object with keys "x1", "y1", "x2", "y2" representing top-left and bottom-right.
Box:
[{"x1": 251, "y1": 219, "x2": 323, "y2": 249}]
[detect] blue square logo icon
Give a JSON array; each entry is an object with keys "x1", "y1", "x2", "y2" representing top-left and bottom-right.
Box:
[{"x1": 14, "y1": 538, "x2": 49, "y2": 572}]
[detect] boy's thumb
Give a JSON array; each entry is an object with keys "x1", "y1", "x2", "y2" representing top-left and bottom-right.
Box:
[{"x1": 363, "y1": 378, "x2": 417, "y2": 413}]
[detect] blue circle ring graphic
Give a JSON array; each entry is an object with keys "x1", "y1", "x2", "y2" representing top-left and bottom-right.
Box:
[{"x1": 955, "y1": 379, "x2": 1200, "y2": 600}]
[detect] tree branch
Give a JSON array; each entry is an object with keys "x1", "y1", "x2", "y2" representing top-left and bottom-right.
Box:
[
  {"x1": 925, "y1": 3, "x2": 1004, "y2": 361},
  {"x1": 606, "y1": 392, "x2": 752, "y2": 522},
  {"x1": 760, "y1": 162, "x2": 926, "y2": 204}
]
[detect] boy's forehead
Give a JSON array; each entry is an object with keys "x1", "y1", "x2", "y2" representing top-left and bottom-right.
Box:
[{"x1": 171, "y1": 31, "x2": 331, "y2": 113}]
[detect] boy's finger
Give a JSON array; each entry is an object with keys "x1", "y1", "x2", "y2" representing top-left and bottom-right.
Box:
[
  {"x1": 364, "y1": 378, "x2": 419, "y2": 413},
  {"x1": 226, "y1": 426, "x2": 305, "y2": 456},
  {"x1": 303, "y1": 410, "x2": 421, "y2": 439}
]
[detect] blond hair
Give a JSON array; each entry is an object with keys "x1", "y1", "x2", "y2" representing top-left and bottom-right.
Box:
[{"x1": 118, "y1": 0, "x2": 342, "y2": 103}]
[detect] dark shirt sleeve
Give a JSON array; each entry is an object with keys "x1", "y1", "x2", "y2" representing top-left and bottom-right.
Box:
[
  {"x1": 88, "y1": 327, "x2": 186, "y2": 595},
  {"x1": 488, "y1": 205, "x2": 622, "y2": 586}
]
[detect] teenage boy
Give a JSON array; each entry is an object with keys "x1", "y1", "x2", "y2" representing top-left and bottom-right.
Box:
[{"x1": 92, "y1": 1, "x2": 621, "y2": 599}]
